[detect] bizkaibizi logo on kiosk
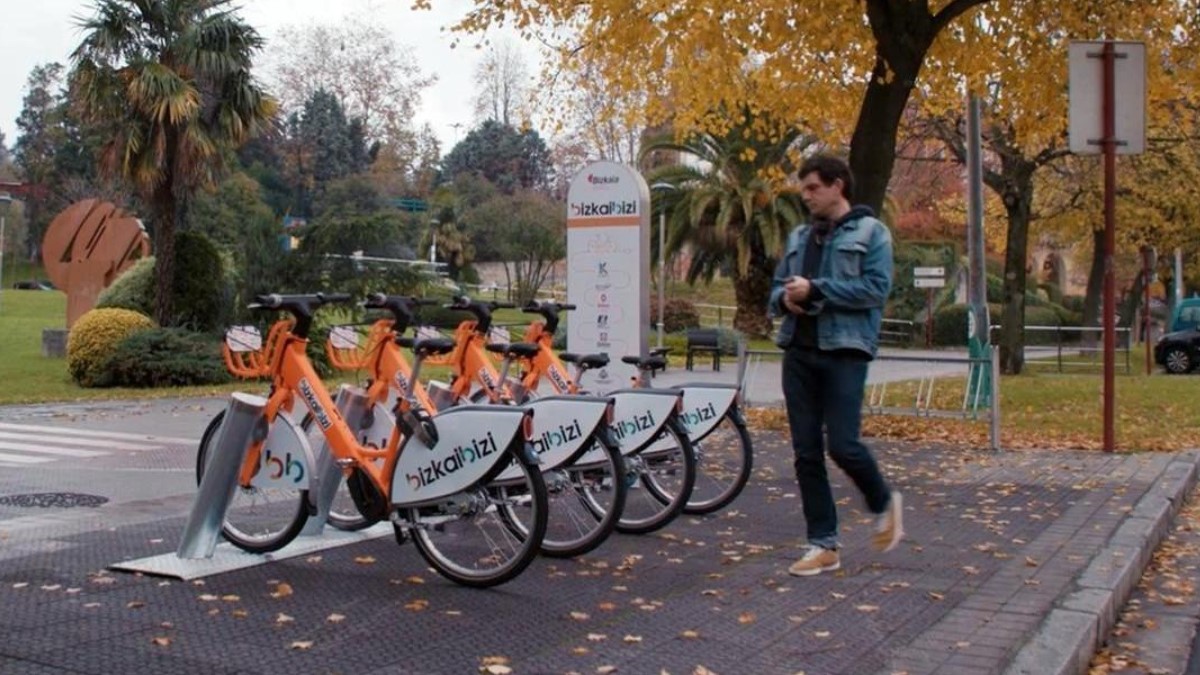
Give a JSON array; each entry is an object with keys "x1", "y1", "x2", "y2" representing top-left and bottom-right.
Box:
[{"x1": 569, "y1": 200, "x2": 638, "y2": 217}]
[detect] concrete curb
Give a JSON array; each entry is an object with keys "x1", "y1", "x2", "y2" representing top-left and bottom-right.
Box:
[{"x1": 1004, "y1": 450, "x2": 1200, "y2": 675}]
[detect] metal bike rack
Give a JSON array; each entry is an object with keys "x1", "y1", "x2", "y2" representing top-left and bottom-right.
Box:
[
  {"x1": 177, "y1": 393, "x2": 267, "y2": 559},
  {"x1": 301, "y1": 385, "x2": 372, "y2": 536}
]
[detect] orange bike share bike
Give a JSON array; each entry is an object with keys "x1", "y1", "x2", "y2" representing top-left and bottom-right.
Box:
[
  {"x1": 198, "y1": 293, "x2": 548, "y2": 587},
  {"x1": 318, "y1": 293, "x2": 626, "y2": 558},
  {"x1": 435, "y1": 296, "x2": 697, "y2": 534},
  {"x1": 516, "y1": 299, "x2": 752, "y2": 514}
]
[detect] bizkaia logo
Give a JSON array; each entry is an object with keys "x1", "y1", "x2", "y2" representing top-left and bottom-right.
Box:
[
  {"x1": 587, "y1": 174, "x2": 620, "y2": 185},
  {"x1": 570, "y1": 200, "x2": 638, "y2": 217}
]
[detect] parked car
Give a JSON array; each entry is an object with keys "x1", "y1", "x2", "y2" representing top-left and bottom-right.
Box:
[
  {"x1": 1155, "y1": 326, "x2": 1200, "y2": 374},
  {"x1": 11, "y1": 280, "x2": 55, "y2": 291},
  {"x1": 1169, "y1": 296, "x2": 1200, "y2": 333}
]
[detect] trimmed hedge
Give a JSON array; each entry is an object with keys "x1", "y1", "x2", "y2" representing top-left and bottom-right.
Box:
[
  {"x1": 99, "y1": 328, "x2": 231, "y2": 387},
  {"x1": 67, "y1": 308, "x2": 157, "y2": 386}
]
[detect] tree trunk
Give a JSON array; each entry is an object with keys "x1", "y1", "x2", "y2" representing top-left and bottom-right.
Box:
[
  {"x1": 850, "y1": 2, "x2": 939, "y2": 214},
  {"x1": 1081, "y1": 227, "x2": 1105, "y2": 348},
  {"x1": 732, "y1": 264, "x2": 773, "y2": 339},
  {"x1": 152, "y1": 181, "x2": 176, "y2": 327},
  {"x1": 998, "y1": 184, "x2": 1034, "y2": 375},
  {"x1": 849, "y1": 75, "x2": 918, "y2": 216}
]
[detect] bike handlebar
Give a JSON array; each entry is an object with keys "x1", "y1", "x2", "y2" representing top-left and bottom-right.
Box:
[
  {"x1": 445, "y1": 295, "x2": 516, "y2": 333},
  {"x1": 520, "y1": 300, "x2": 575, "y2": 334},
  {"x1": 362, "y1": 294, "x2": 438, "y2": 332},
  {"x1": 248, "y1": 293, "x2": 353, "y2": 338}
]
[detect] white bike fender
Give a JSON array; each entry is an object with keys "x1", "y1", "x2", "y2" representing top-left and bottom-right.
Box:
[
  {"x1": 676, "y1": 385, "x2": 739, "y2": 441},
  {"x1": 493, "y1": 395, "x2": 611, "y2": 480},
  {"x1": 605, "y1": 389, "x2": 681, "y2": 456},
  {"x1": 390, "y1": 405, "x2": 526, "y2": 504}
]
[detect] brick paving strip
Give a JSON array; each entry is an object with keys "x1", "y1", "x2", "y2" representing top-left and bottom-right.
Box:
[{"x1": 0, "y1": 432, "x2": 1196, "y2": 675}]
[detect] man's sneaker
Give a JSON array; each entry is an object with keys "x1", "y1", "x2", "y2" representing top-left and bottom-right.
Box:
[
  {"x1": 788, "y1": 546, "x2": 840, "y2": 577},
  {"x1": 872, "y1": 491, "x2": 904, "y2": 552}
]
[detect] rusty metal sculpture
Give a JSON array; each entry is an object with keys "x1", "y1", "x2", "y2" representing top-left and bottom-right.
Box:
[{"x1": 43, "y1": 199, "x2": 151, "y2": 328}]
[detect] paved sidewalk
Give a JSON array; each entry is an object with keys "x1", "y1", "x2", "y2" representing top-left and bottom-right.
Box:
[{"x1": 0, "y1": 423, "x2": 1195, "y2": 674}]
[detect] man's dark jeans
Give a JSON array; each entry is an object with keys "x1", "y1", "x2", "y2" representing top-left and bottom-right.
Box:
[{"x1": 782, "y1": 346, "x2": 891, "y2": 550}]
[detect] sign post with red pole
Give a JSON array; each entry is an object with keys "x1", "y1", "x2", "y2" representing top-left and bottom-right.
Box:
[{"x1": 1068, "y1": 41, "x2": 1146, "y2": 452}]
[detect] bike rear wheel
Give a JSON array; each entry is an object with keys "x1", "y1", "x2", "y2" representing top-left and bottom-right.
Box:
[
  {"x1": 407, "y1": 452, "x2": 548, "y2": 587},
  {"x1": 683, "y1": 414, "x2": 753, "y2": 515},
  {"x1": 195, "y1": 411, "x2": 309, "y2": 554},
  {"x1": 616, "y1": 419, "x2": 696, "y2": 535}
]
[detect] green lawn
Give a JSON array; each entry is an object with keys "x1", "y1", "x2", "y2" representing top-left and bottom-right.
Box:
[
  {"x1": 0, "y1": 290, "x2": 249, "y2": 405},
  {"x1": 3, "y1": 285, "x2": 1197, "y2": 454}
]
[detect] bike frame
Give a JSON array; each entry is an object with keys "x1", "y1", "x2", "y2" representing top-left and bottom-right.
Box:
[{"x1": 227, "y1": 319, "x2": 406, "y2": 499}]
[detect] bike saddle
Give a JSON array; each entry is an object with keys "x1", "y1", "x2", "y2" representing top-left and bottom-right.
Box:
[
  {"x1": 621, "y1": 355, "x2": 668, "y2": 372},
  {"x1": 649, "y1": 347, "x2": 673, "y2": 357},
  {"x1": 561, "y1": 353, "x2": 610, "y2": 370},
  {"x1": 486, "y1": 342, "x2": 540, "y2": 359},
  {"x1": 398, "y1": 336, "x2": 456, "y2": 357}
]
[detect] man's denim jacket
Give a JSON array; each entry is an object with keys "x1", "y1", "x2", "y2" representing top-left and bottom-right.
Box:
[{"x1": 768, "y1": 211, "x2": 894, "y2": 357}]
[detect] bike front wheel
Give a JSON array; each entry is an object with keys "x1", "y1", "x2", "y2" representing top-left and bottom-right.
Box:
[
  {"x1": 406, "y1": 453, "x2": 548, "y2": 587},
  {"x1": 616, "y1": 419, "x2": 696, "y2": 535},
  {"x1": 502, "y1": 438, "x2": 626, "y2": 558},
  {"x1": 684, "y1": 414, "x2": 753, "y2": 515},
  {"x1": 195, "y1": 411, "x2": 309, "y2": 554}
]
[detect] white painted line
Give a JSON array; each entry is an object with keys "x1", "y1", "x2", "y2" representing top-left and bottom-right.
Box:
[
  {"x1": 0, "y1": 423, "x2": 199, "y2": 446},
  {"x1": 0, "y1": 452, "x2": 56, "y2": 464},
  {"x1": 109, "y1": 523, "x2": 394, "y2": 580},
  {"x1": 0, "y1": 441, "x2": 107, "y2": 458},
  {"x1": 0, "y1": 431, "x2": 160, "y2": 451}
]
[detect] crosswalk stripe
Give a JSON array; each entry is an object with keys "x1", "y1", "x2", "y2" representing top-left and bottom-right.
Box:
[
  {"x1": 0, "y1": 441, "x2": 107, "y2": 458},
  {"x1": 0, "y1": 422, "x2": 198, "y2": 445},
  {"x1": 0, "y1": 431, "x2": 160, "y2": 451},
  {"x1": 0, "y1": 452, "x2": 56, "y2": 465}
]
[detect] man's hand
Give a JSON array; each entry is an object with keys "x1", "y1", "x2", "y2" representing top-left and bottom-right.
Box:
[
  {"x1": 781, "y1": 295, "x2": 805, "y2": 315},
  {"x1": 785, "y1": 276, "x2": 812, "y2": 303}
]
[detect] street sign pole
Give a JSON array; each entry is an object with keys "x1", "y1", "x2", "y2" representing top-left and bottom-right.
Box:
[
  {"x1": 1069, "y1": 40, "x2": 1145, "y2": 453},
  {"x1": 1101, "y1": 41, "x2": 1117, "y2": 453},
  {"x1": 966, "y1": 93, "x2": 991, "y2": 407}
]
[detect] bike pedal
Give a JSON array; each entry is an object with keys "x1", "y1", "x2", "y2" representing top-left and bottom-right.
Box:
[
  {"x1": 392, "y1": 523, "x2": 408, "y2": 546},
  {"x1": 346, "y1": 468, "x2": 389, "y2": 522}
]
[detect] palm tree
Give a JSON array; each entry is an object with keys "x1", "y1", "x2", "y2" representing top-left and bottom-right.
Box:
[
  {"x1": 71, "y1": 0, "x2": 277, "y2": 325},
  {"x1": 642, "y1": 115, "x2": 810, "y2": 338}
]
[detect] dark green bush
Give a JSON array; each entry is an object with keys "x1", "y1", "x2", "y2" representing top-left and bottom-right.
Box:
[
  {"x1": 97, "y1": 257, "x2": 155, "y2": 317},
  {"x1": 714, "y1": 327, "x2": 744, "y2": 355},
  {"x1": 98, "y1": 328, "x2": 231, "y2": 388},
  {"x1": 96, "y1": 231, "x2": 231, "y2": 331},
  {"x1": 173, "y1": 231, "x2": 230, "y2": 332},
  {"x1": 931, "y1": 304, "x2": 971, "y2": 346},
  {"x1": 1061, "y1": 295, "x2": 1085, "y2": 314},
  {"x1": 650, "y1": 297, "x2": 701, "y2": 333}
]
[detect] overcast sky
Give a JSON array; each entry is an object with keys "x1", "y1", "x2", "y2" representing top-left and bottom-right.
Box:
[{"x1": 0, "y1": 0, "x2": 535, "y2": 155}]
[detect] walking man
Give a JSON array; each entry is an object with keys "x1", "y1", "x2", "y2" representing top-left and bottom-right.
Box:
[{"x1": 768, "y1": 155, "x2": 903, "y2": 577}]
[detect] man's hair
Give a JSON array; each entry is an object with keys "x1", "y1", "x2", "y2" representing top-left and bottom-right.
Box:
[{"x1": 798, "y1": 155, "x2": 854, "y2": 201}]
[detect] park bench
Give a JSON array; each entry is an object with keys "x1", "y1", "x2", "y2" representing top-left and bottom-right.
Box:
[{"x1": 685, "y1": 328, "x2": 721, "y2": 371}]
